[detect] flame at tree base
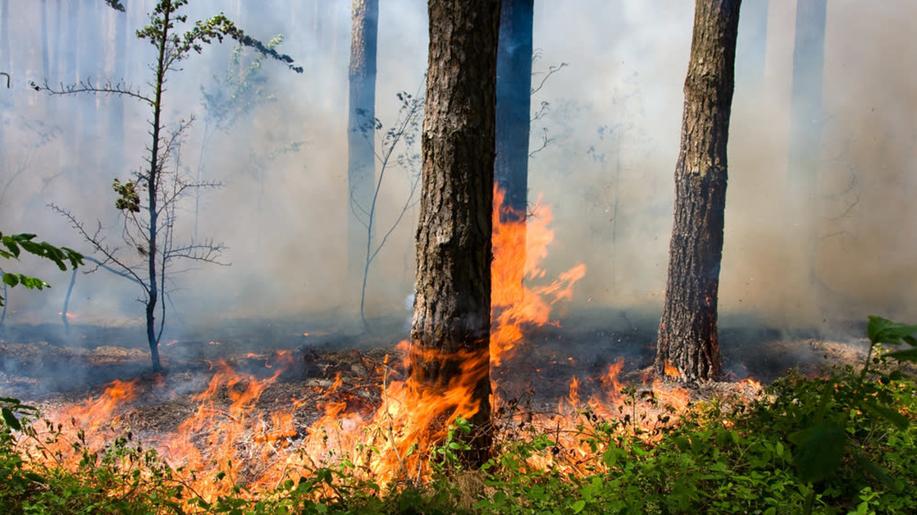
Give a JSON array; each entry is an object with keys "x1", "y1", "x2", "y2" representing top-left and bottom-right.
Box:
[{"x1": 13, "y1": 189, "x2": 761, "y2": 504}]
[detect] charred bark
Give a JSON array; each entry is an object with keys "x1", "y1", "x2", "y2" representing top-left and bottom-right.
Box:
[
  {"x1": 495, "y1": 0, "x2": 533, "y2": 222},
  {"x1": 655, "y1": 0, "x2": 741, "y2": 383},
  {"x1": 347, "y1": 0, "x2": 379, "y2": 298},
  {"x1": 411, "y1": 0, "x2": 501, "y2": 465}
]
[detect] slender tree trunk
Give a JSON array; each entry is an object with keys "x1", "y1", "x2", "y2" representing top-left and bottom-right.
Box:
[
  {"x1": 410, "y1": 0, "x2": 501, "y2": 465},
  {"x1": 145, "y1": 7, "x2": 170, "y2": 373},
  {"x1": 80, "y1": 0, "x2": 101, "y2": 170},
  {"x1": 655, "y1": 0, "x2": 741, "y2": 383},
  {"x1": 61, "y1": 269, "x2": 76, "y2": 334},
  {"x1": 736, "y1": 0, "x2": 767, "y2": 88},
  {"x1": 346, "y1": 0, "x2": 379, "y2": 303},
  {"x1": 495, "y1": 0, "x2": 533, "y2": 222},
  {"x1": 40, "y1": 0, "x2": 50, "y2": 79},
  {"x1": 0, "y1": 0, "x2": 9, "y2": 154},
  {"x1": 66, "y1": 0, "x2": 80, "y2": 82},
  {"x1": 0, "y1": 0, "x2": 9, "y2": 76}
]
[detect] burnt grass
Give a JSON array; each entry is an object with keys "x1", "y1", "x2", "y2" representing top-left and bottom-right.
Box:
[{"x1": 0, "y1": 308, "x2": 869, "y2": 438}]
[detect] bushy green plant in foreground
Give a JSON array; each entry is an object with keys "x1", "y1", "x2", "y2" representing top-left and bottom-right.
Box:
[{"x1": 1, "y1": 317, "x2": 914, "y2": 514}]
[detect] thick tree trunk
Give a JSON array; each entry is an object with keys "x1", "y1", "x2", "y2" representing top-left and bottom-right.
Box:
[
  {"x1": 495, "y1": 0, "x2": 533, "y2": 222},
  {"x1": 346, "y1": 0, "x2": 379, "y2": 299},
  {"x1": 411, "y1": 0, "x2": 501, "y2": 465},
  {"x1": 655, "y1": 0, "x2": 741, "y2": 383}
]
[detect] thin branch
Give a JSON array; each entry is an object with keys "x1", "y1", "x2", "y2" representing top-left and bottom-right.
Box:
[
  {"x1": 530, "y1": 62, "x2": 568, "y2": 96},
  {"x1": 31, "y1": 79, "x2": 155, "y2": 106}
]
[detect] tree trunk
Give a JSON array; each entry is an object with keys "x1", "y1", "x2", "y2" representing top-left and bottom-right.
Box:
[
  {"x1": 80, "y1": 0, "x2": 101, "y2": 170},
  {"x1": 655, "y1": 0, "x2": 741, "y2": 383},
  {"x1": 40, "y1": 0, "x2": 50, "y2": 80},
  {"x1": 0, "y1": 0, "x2": 9, "y2": 76},
  {"x1": 0, "y1": 0, "x2": 9, "y2": 154},
  {"x1": 346, "y1": 0, "x2": 379, "y2": 301},
  {"x1": 411, "y1": 0, "x2": 501, "y2": 465},
  {"x1": 144, "y1": 6, "x2": 170, "y2": 373},
  {"x1": 495, "y1": 0, "x2": 533, "y2": 222},
  {"x1": 787, "y1": 0, "x2": 826, "y2": 306}
]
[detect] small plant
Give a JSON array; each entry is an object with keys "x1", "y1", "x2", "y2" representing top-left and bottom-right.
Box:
[
  {"x1": 36, "y1": 0, "x2": 301, "y2": 371},
  {"x1": 0, "y1": 231, "x2": 82, "y2": 307}
]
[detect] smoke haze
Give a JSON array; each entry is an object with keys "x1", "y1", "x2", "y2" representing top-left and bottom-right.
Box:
[{"x1": 0, "y1": 0, "x2": 915, "y2": 340}]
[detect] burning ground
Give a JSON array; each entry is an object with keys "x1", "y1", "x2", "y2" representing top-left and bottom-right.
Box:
[{"x1": 0, "y1": 192, "x2": 897, "y2": 508}]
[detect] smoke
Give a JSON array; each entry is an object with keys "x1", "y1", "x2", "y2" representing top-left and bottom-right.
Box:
[{"x1": 0, "y1": 0, "x2": 915, "y2": 343}]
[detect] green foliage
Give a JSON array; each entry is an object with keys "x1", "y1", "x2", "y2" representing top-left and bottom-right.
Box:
[
  {"x1": 136, "y1": 0, "x2": 301, "y2": 74},
  {"x1": 0, "y1": 232, "x2": 82, "y2": 306},
  {"x1": 0, "y1": 318, "x2": 913, "y2": 513},
  {"x1": 103, "y1": 0, "x2": 125, "y2": 12},
  {"x1": 112, "y1": 179, "x2": 142, "y2": 213}
]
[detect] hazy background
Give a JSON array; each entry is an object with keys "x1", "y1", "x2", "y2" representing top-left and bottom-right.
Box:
[{"x1": 0, "y1": 0, "x2": 914, "y2": 340}]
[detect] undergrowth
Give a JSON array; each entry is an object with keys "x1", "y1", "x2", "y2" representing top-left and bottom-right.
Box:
[{"x1": 1, "y1": 317, "x2": 915, "y2": 514}]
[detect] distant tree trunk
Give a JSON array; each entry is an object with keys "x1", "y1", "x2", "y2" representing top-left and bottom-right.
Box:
[
  {"x1": 0, "y1": 0, "x2": 9, "y2": 153},
  {"x1": 40, "y1": 0, "x2": 50, "y2": 79},
  {"x1": 53, "y1": 0, "x2": 62, "y2": 79},
  {"x1": 410, "y1": 0, "x2": 500, "y2": 465},
  {"x1": 735, "y1": 0, "x2": 767, "y2": 88},
  {"x1": 0, "y1": 0, "x2": 9, "y2": 76},
  {"x1": 63, "y1": 0, "x2": 78, "y2": 83},
  {"x1": 495, "y1": 0, "x2": 533, "y2": 221},
  {"x1": 80, "y1": 0, "x2": 101, "y2": 168},
  {"x1": 109, "y1": 5, "x2": 127, "y2": 172},
  {"x1": 788, "y1": 0, "x2": 826, "y2": 283},
  {"x1": 346, "y1": 0, "x2": 379, "y2": 299},
  {"x1": 655, "y1": 0, "x2": 741, "y2": 383}
]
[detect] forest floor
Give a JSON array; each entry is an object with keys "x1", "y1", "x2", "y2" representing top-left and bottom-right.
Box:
[{"x1": 0, "y1": 310, "x2": 871, "y2": 440}]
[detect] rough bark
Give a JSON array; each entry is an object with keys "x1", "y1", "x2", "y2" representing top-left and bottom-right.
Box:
[
  {"x1": 411, "y1": 0, "x2": 501, "y2": 464},
  {"x1": 346, "y1": 0, "x2": 379, "y2": 296},
  {"x1": 494, "y1": 0, "x2": 533, "y2": 222},
  {"x1": 655, "y1": 0, "x2": 741, "y2": 383}
]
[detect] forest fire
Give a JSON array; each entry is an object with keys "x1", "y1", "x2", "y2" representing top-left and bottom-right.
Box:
[{"x1": 8, "y1": 190, "x2": 711, "y2": 503}]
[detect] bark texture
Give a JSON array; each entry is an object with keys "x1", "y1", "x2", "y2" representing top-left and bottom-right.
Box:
[
  {"x1": 656, "y1": 0, "x2": 741, "y2": 383},
  {"x1": 495, "y1": 0, "x2": 533, "y2": 222},
  {"x1": 411, "y1": 0, "x2": 501, "y2": 463},
  {"x1": 346, "y1": 0, "x2": 379, "y2": 291}
]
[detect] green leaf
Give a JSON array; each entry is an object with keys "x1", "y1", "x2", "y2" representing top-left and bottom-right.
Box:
[
  {"x1": 570, "y1": 500, "x2": 586, "y2": 513},
  {"x1": 2, "y1": 273, "x2": 19, "y2": 287},
  {"x1": 861, "y1": 401, "x2": 909, "y2": 430},
  {"x1": 886, "y1": 347, "x2": 917, "y2": 362},
  {"x1": 867, "y1": 316, "x2": 917, "y2": 345},
  {"x1": 788, "y1": 421, "x2": 846, "y2": 483},
  {"x1": 1, "y1": 407, "x2": 22, "y2": 430}
]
